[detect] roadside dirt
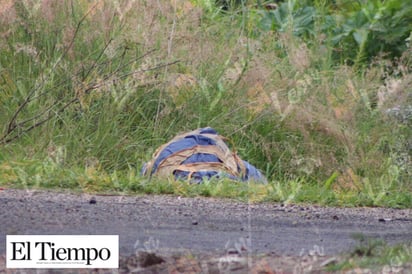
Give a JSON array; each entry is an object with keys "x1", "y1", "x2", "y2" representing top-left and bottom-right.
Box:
[{"x1": 1, "y1": 188, "x2": 411, "y2": 273}]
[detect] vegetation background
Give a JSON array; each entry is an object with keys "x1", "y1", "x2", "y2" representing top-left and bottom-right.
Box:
[{"x1": 0, "y1": 0, "x2": 411, "y2": 207}]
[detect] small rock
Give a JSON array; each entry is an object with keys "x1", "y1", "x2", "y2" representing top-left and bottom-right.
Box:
[
  {"x1": 138, "y1": 251, "x2": 165, "y2": 267},
  {"x1": 192, "y1": 220, "x2": 198, "y2": 225},
  {"x1": 332, "y1": 215, "x2": 339, "y2": 220},
  {"x1": 378, "y1": 218, "x2": 392, "y2": 222},
  {"x1": 89, "y1": 197, "x2": 96, "y2": 204},
  {"x1": 227, "y1": 248, "x2": 240, "y2": 255}
]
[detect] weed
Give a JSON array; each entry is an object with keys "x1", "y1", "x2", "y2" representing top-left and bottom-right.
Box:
[{"x1": 328, "y1": 234, "x2": 412, "y2": 271}]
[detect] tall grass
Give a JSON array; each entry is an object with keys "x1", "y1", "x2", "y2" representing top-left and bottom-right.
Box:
[{"x1": 0, "y1": 0, "x2": 411, "y2": 207}]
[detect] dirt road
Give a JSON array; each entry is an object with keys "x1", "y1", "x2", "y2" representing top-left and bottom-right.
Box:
[{"x1": 1, "y1": 188, "x2": 411, "y2": 272}]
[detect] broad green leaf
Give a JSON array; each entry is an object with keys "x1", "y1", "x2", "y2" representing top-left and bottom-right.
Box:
[{"x1": 353, "y1": 28, "x2": 368, "y2": 46}]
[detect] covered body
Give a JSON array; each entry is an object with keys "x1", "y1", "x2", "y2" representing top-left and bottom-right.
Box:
[{"x1": 142, "y1": 127, "x2": 267, "y2": 183}]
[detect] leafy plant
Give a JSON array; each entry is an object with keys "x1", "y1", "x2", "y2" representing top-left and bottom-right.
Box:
[
  {"x1": 256, "y1": 0, "x2": 412, "y2": 65},
  {"x1": 259, "y1": 0, "x2": 316, "y2": 38}
]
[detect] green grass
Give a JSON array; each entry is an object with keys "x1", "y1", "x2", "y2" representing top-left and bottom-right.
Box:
[
  {"x1": 328, "y1": 235, "x2": 412, "y2": 272},
  {"x1": 1, "y1": 158, "x2": 410, "y2": 208},
  {"x1": 0, "y1": 0, "x2": 411, "y2": 207}
]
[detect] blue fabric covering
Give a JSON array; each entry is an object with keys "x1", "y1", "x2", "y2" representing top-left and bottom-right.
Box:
[
  {"x1": 173, "y1": 170, "x2": 234, "y2": 183},
  {"x1": 183, "y1": 153, "x2": 222, "y2": 164},
  {"x1": 242, "y1": 160, "x2": 266, "y2": 182},
  {"x1": 143, "y1": 127, "x2": 267, "y2": 183},
  {"x1": 150, "y1": 135, "x2": 217, "y2": 175}
]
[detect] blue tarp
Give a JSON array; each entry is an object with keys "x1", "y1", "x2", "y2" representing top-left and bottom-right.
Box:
[{"x1": 142, "y1": 128, "x2": 267, "y2": 183}]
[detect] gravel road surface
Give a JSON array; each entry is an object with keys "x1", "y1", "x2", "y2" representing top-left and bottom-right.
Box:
[
  {"x1": 1, "y1": 188, "x2": 411, "y2": 272},
  {"x1": 1, "y1": 188, "x2": 411, "y2": 255}
]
